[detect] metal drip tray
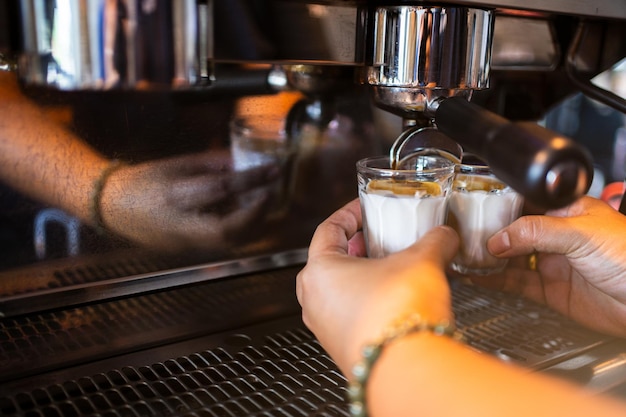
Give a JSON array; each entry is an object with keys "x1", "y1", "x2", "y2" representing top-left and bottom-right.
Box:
[
  {"x1": 452, "y1": 281, "x2": 612, "y2": 368},
  {"x1": 0, "y1": 317, "x2": 347, "y2": 417},
  {"x1": 0, "y1": 266, "x2": 304, "y2": 384},
  {"x1": 0, "y1": 251, "x2": 624, "y2": 416}
]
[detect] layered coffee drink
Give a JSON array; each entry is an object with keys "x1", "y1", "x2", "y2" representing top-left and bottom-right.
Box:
[
  {"x1": 448, "y1": 169, "x2": 523, "y2": 275},
  {"x1": 357, "y1": 155, "x2": 455, "y2": 258}
]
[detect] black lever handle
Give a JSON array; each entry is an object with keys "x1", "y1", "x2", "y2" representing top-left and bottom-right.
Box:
[{"x1": 435, "y1": 97, "x2": 594, "y2": 209}]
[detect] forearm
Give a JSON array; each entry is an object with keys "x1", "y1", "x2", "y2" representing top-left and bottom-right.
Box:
[
  {"x1": 0, "y1": 72, "x2": 110, "y2": 224},
  {"x1": 367, "y1": 333, "x2": 626, "y2": 417}
]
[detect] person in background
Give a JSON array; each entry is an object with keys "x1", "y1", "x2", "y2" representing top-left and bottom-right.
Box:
[
  {"x1": 0, "y1": 70, "x2": 279, "y2": 255},
  {"x1": 296, "y1": 196, "x2": 626, "y2": 416},
  {"x1": 0, "y1": 0, "x2": 309, "y2": 268}
]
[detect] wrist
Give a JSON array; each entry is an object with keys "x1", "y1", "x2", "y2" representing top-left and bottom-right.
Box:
[
  {"x1": 348, "y1": 313, "x2": 463, "y2": 417},
  {"x1": 345, "y1": 277, "x2": 453, "y2": 373},
  {"x1": 90, "y1": 160, "x2": 127, "y2": 234}
]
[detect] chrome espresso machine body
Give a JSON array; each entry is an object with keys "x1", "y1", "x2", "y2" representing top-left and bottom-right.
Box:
[{"x1": 1, "y1": 1, "x2": 626, "y2": 416}]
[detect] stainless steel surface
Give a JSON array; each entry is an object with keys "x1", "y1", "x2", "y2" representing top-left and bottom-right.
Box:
[
  {"x1": 16, "y1": 0, "x2": 365, "y2": 92},
  {"x1": 18, "y1": 0, "x2": 213, "y2": 90},
  {"x1": 0, "y1": 315, "x2": 347, "y2": 417},
  {"x1": 450, "y1": 280, "x2": 615, "y2": 368},
  {"x1": 15, "y1": 1, "x2": 626, "y2": 90},
  {"x1": 545, "y1": 340, "x2": 626, "y2": 395},
  {"x1": 490, "y1": 15, "x2": 558, "y2": 70},
  {"x1": 365, "y1": 6, "x2": 493, "y2": 117},
  {"x1": 0, "y1": 262, "x2": 623, "y2": 416},
  {"x1": 271, "y1": 0, "x2": 626, "y2": 19},
  {"x1": 0, "y1": 248, "x2": 307, "y2": 318},
  {"x1": 0, "y1": 261, "x2": 304, "y2": 384},
  {"x1": 442, "y1": 0, "x2": 626, "y2": 19}
]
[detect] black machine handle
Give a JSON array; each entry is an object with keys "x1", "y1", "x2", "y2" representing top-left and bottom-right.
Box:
[{"x1": 435, "y1": 97, "x2": 594, "y2": 209}]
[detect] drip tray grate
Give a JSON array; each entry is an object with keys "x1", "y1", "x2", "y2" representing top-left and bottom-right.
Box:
[
  {"x1": 0, "y1": 317, "x2": 349, "y2": 417},
  {"x1": 0, "y1": 274, "x2": 616, "y2": 416},
  {"x1": 452, "y1": 280, "x2": 611, "y2": 367},
  {"x1": 0, "y1": 266, "x2": 302, "y2": 383}
]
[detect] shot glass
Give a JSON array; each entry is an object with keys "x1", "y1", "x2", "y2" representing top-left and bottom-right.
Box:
[
  {"x1": 230, "y1": 115, "x2": 293, "y2": 170},
  {"x1": 447, "y1": 155, "x2": 524, "y2": 275},
  {"x1": 357, "y1": 154, "x2": 456, "y2": 258},
  {"x1": 229, "y1": 115, "x2": 295, "y2": 219}
]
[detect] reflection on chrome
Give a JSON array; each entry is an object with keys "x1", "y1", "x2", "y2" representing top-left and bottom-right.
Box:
[{"x1": 18, "y1": 0, "x2": 212, "y2": 90}]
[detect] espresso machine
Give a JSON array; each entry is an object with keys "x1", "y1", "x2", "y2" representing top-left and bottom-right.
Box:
[{"x1": 1, "y1": 1, "x2": 626, "y2": 416}]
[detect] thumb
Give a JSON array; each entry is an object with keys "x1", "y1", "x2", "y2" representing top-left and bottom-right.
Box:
[
  {"x1": 395, "y1": 225, "x2": 460, "y2": 268},
  {"x1": 487, "y1": 215, "x2": 578, "y2": 258}
]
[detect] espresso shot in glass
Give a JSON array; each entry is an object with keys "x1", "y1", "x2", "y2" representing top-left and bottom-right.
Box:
[
  {"x1": 357, "y1": 154, "x2": 455, "y2": 258},
  {"x1": 448, "y1": 154, "x2": 524, "y2": 275}
]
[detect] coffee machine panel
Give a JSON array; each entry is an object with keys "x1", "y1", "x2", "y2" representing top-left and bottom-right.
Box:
[
  {"x1": 1, "y1": 4, "x2": 626, "y2": 416},
  {"x1": 11, "y1": 0, "x2": 626, "y2": 209}
]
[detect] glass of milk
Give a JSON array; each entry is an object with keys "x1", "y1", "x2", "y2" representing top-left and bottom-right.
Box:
[
  {"x1": 230, "y1": 115, "x2": 296, "y2": 219},
  {"x1": 448, "y1": 154, "x2": 524, "y2": 275},
  {"x1": 357, "y1": 154, "x2": 456, "y2": 258},
  {"x1": 230, "y1": 115, "x2": 293, "y2": 171}
]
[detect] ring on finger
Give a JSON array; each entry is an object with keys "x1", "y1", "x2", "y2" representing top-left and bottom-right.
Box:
[{"x1": 528, "y1": 253, "x2": 538, "y2": 271}]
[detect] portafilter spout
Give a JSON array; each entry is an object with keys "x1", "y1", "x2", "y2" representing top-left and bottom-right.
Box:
[{"x1": 362, "y1": 5, "x2": 493, "y2": 119}]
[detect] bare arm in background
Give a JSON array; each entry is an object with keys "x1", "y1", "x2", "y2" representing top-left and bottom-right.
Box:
[
  {"x1": 0, "y1": 71, "x2": 111, "y2": 224},
  {"x1": 296, "y1": 198, "x2": 626, "y2": 417},
  {"x1": 0, "y1": 71, "x2": 276, "y2": 251}
]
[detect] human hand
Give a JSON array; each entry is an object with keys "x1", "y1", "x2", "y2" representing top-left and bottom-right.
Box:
[
  {"x1": 99, "y1": 150, "x2": 280, "y2": 251},
  {"x1": 476, "y1": 196, "x2": 626, "y2": 337},
  {"x1": 296, "y1": 199, "x2": 459, "y2": 375}
]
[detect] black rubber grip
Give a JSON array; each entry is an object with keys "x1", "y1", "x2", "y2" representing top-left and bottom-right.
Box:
[{"x1": 435, "y1": 97, "x2": 594, "y2": 209}]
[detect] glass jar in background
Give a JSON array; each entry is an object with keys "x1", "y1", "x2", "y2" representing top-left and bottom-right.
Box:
[
  {"x1": 287, "y1": 96, "x2": 382, "y2": 223},
  {"x1": 448, "y1": 154, "x2": 524, "y2": 275},
  {"x1": 357, "y1": 154, "x2": 455, "y2": 258},
  {"x1": 229, "y1": 114, "x2": 296, "y2": 220}
]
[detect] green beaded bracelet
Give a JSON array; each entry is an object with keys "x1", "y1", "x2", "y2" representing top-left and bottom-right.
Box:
[{"x1": 347, "y1": 313, "x2": 464, "y2": 417}]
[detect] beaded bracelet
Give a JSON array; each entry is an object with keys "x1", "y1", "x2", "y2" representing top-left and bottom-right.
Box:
[
  {"x1": 347, "y1": 313, "x2": 464, "y2": 417},
  {"x1": 90, "y1": 160, "x2": 126, "y2": 235}
]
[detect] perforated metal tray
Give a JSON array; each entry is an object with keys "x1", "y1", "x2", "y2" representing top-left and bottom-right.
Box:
[{"x1": 0, "y1": 251, "x2": 621, "y2": 416}]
